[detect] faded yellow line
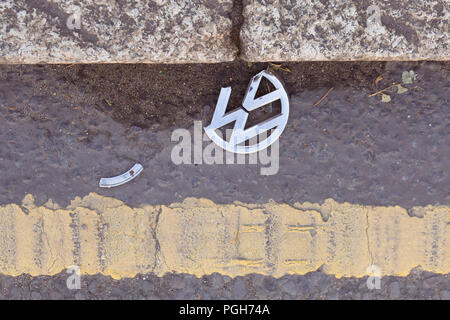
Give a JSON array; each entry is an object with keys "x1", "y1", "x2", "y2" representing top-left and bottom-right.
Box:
[{"x1": 0, "y1": 193, "x2": 448, "y2": 279}]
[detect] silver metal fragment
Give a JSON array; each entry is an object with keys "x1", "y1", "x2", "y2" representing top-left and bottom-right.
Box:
[{"x1": 99, "y1": 163, "x2": 143, "y2": 188}]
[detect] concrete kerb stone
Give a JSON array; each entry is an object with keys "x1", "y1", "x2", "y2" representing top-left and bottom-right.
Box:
[
  {"x1": 0, "y1": 1, "x2": 449, "y2": 63},
  {"x1": 241, "y1": 0, "x2": 450, "y2": 61},
  {"x1": 0, "y1": 0, "x2": 237, "y2": 63}
]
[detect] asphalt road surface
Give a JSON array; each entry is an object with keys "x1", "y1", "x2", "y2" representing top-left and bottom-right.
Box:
[{"x1": 0, "y1": 61, "x2": 448, "y2": 299}]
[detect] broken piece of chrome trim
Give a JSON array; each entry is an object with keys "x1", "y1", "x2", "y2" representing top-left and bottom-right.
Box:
[{"x1": 99, "y1": 163, "x2": 143, "y2": 188}]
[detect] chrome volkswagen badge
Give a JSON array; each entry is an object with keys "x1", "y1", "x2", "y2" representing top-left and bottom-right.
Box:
[{"x1": 204, "y1": 70, "x2": 289, "y2": 154}]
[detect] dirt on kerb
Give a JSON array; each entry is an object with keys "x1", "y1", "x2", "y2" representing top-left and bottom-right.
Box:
[{"x1": 40, "y1": 61, "x2": 393, "y2": 129}]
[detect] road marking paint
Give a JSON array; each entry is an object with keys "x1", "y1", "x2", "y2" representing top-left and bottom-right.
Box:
[{"x1": 0, "y1": 193, "x2": 448, "y2": 279}]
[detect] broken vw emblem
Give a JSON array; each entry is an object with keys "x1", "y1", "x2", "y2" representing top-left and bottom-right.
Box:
[{"x1": 204, "y1": 70, "x2": 289, "y2": 154}]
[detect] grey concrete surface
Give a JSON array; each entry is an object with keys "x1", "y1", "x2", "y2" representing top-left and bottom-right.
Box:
[
  {"x1": 1, "y1": 1, "x2": 450, "y2": 64},
  {"x1": 241, "y1": 0, "x2": 450, "y2": 61},
  {"x1": 0, "y1": 0, "x2": 236, "y2": 63},
  {"x1": 0, "y1": 268, "x2": 449, "y2": 300}
]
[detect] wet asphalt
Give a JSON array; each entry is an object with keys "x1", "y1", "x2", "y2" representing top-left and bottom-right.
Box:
[{"x1": 0, "y1": 61, "x2": 449, "y2": 299}]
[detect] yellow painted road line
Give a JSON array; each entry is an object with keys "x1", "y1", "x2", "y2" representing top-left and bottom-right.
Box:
[{"x1": 0, "y1": 193, "x2": 448, "y2": 279}]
